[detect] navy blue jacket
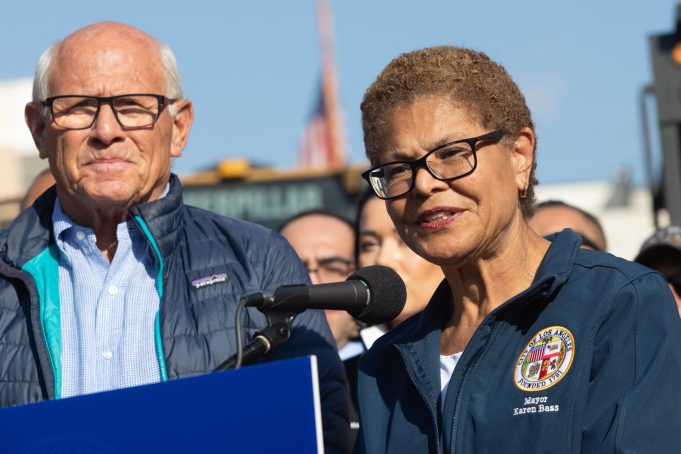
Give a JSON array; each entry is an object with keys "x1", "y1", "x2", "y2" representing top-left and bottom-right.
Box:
[
  {"x1": 0, "y1": 175, "x2": 350, "y2": 453},
  {"x1": 355, "y1": 230, "x2": 681, "y2": 453}
]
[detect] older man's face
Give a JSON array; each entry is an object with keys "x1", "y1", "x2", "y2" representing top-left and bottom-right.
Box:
[{"x1": 27, "y1": 25, "x2": 192, "y2": 220}]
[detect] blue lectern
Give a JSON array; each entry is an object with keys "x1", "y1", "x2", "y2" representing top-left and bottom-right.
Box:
[{"x1": 0, "y1": 356, "x2": 322, "y2": 453}]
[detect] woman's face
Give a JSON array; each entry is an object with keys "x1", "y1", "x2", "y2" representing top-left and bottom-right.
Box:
[
  {"x1": 358, "y1": 196, "x2": 443, "y2": 326},
  {"x1": 379, "y1": 96, "x2": 533, "y2": 267}
]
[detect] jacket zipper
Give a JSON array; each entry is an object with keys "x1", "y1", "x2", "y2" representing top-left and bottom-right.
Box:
[
  {"x1": 448, "y1": 364, "x2": 471, "y2": 454},
  {"x1": 397, "y1": 346, "x2": 442, "y2": 454},
  {"x1": 133, "y1": 215, "x2": 168, "y2": 382},
  {"x1": 448, "y1": 322, "x2": 499, "y2": 454}
]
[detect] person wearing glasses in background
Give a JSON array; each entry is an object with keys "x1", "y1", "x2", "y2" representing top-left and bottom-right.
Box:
[
  {"x1": 5, "y1": 22, "x2": 350, "y2": 453},
  {"x1": 280, "y1": 210, "x2": 362, "y2": 443},
  {"x1": 635, "y1": 225, "x2": 681, "y2": 316},
  {"x1": 353, "y1": 46, "x2": 681, "y2": 453},
  {"x1": 280, "y1": 210, "x2": 361, "y2": 359}
]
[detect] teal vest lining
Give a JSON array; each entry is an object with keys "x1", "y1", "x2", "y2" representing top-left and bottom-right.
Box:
[
  {"x1": 134, "y1": 215, "x2": 168, "y2": 381},
  {"x1": 22, "y1": 243, "x2": 62, "y2": 399}
]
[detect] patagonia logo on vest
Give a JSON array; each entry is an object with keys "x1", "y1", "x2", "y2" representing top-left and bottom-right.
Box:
[{"x1": 191, "y1": 273, "x2": 229, "y2": 290}]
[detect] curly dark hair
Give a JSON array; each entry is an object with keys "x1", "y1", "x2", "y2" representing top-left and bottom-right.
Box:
[{"x1": 361, "y1": 46, "x2": 538, "y2": 217}]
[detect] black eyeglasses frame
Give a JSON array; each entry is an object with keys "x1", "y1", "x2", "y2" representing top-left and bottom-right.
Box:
[
  {"x1": 41, "y1": 93, "x2": 174, "y2": 130},
  {"x1": 361, "y1": 130, "x2": 504, "y2": 200}
]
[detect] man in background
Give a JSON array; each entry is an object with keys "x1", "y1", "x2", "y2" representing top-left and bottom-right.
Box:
[
  {"x1": 529, "y1": 200, "x2": 607, "y2": 251},
  {"x1": 280, "y1": 210, "x2": 362, "y2": 359},
  {"x1": 280, "y1": 210, "x2": 362, "y2": 437},
  {"x1": 635, "y1": 225, "x2": 681, "y2": 316}
]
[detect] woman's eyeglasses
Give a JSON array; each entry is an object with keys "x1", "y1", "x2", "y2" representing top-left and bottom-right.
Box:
[{"x1": 362, "y1": 131, "x2": 503, "y2": 200}]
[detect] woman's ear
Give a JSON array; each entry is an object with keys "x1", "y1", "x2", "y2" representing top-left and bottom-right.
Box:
[{"x1": 511, "y1": 127, "x2": 535, "y2": 192}]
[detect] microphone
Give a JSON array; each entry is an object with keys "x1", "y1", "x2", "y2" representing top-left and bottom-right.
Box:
[{"x1": 244, "y1": 265, "x2": 407, "y2": 325}]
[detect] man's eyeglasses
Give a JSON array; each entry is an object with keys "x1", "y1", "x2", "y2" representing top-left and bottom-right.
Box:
[
  {"x1": 361, "y1": 131, "x2": 504, "y2": 200},
  {"x1": 41, "y1": 94, "x2": 174, "y2": 130},
  {"x1": 305, "y1": 257, "x2": 354, "y2": 283}
]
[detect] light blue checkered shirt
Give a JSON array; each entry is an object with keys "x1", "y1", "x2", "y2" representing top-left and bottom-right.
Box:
[{"x1": 53, "y1": 196, "x2": 163, "y2": 398}]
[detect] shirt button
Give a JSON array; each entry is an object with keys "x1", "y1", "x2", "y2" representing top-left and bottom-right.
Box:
[
  {"x1": 107, "y1": 285, "x2": 118, "y2": 296},
  {"x1": 76, "y1": 231, "x2": 85, "y2": 241},
  {"x1": 102, "y1": 349, "x2": 113, "y2": 360}
]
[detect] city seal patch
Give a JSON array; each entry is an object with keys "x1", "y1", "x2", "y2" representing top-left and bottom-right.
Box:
[{"x1": 514, "y1": 326, "x2": 575, "y2": 392}]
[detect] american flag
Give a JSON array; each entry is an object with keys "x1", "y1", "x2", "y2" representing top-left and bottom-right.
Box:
[
  {"x1": 297, "y1": 0, "x2": 346, "y2": 169},
  {"x1": 298, "y1": 86, "x2": 343, "y2": 167},
  {"x1": 529, "y1": 345, "x2": 546, "y2": 363}
]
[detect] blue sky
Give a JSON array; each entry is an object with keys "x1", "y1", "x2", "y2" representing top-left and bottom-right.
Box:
[{"x1": 2, "y1": 1, "x2": 679, "y2": 185}]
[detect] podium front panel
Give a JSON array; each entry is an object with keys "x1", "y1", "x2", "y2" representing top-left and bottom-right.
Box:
[{"x1": 0, "y1": 356, "x2": 323, "y2": 453}]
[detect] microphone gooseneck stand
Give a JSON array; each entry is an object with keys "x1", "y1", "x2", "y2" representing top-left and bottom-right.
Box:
[
  {"x1": 214, "y1": 266, "x2": 407, "y2": 372},
  {"x1": 213, "y1": 293, "x2": 299, "y2": 372}
]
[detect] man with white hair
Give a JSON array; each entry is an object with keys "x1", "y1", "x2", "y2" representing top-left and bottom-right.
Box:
[{"x1": 1, "y1": 22, "x2": 349, "y2": 452}]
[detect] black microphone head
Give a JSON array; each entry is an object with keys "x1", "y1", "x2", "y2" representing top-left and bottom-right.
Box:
[{"x1": 346, "y1": 265, "x2": 406, "y2": 325}]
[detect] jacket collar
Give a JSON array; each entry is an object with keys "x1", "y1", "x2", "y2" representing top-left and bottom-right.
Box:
[
  {"x1": 129, "y1": 174, "x2": 184, "y2": 263},
  {"x1": 532, "y1": 228, "x2": 581, "y2": 297},
  {"x1": 385, "y1": 229, "x2": 582, "y2": 410},
  {"x1": 389, "y1": 228, "x2": 581, "y2": 347}
]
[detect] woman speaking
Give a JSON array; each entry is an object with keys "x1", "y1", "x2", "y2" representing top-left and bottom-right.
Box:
[{"x1": 354, "y1": 46, "x2": 681, "y2": 453}]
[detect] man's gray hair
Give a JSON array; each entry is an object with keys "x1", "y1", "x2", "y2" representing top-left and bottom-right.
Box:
[{"x1": 31, "y1": 40, "x2": 184, "y2": 106}]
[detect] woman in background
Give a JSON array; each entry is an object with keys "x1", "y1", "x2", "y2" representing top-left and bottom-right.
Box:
[{"x1": 355, "y1": 188, "x2": 443, "y2": 334}]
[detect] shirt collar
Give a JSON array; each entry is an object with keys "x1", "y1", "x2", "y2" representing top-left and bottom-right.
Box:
[
  {"x1": 51, "y1": 183, "x2": 171, "y2": 242},
  {"x1": 51, "y1": 198, "x2": 73, "y2": 243}
]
